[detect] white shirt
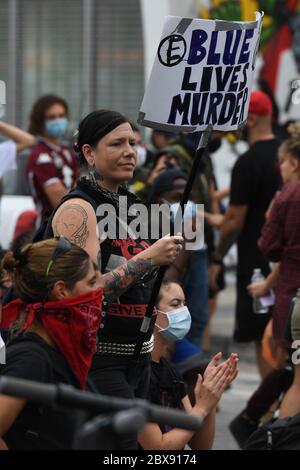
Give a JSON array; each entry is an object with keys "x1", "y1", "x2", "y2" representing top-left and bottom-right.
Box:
[{"x1": 0, "y1": 140, "x2": 17, "y2": 178}]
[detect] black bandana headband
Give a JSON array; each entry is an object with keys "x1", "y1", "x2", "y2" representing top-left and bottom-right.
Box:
[{"x1": 75, "y1": 110, "x2": 129, "y2": 156}]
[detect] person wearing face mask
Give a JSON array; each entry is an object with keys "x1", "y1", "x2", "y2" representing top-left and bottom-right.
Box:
[
  {"x1": 130, "y1": 123, "x2": 155, "y2": 195},
  {"x1": 0, "y1": 237, "x2": 102, "y2": 450},
  {"x1": 40, "y1": 109, "x2": 184, "y2": 450},
  {"x1": 130, "y1": 124, "x2": 154, "y2": 169},
  {"x1": 149, "y1": 168, "x2": 210, "y2": 349},
  {"x1": 26, "y1": 95, "x2": 79, "y2": 226},
  {"x1": 138, "y1": 280, "x2": 239, "y2": 450}
]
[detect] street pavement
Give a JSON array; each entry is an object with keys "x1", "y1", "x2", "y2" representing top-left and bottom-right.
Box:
[{"x1": 209, "y1": 280, "x2": 261, "y2": 450}]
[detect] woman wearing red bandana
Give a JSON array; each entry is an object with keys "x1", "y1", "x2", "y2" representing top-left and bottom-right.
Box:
[{"x1": 0, "y1": 237, "x2": 102, "y2": 450}]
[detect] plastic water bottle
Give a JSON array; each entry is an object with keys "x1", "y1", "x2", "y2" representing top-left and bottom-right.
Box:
[
  {"x1": 287, "y1": 288, "x2": 300, "y2": 341},
  {"x1": 251, "y1": 268, "x2": 269, "y2": 314},
  {"x1": 288, "y1": 289, "x2": 300, "y2": 318}
]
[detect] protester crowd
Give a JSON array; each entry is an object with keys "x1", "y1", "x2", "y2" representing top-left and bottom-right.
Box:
[{"x1": 0, "y1": 89, "x2": 299, "y2": 450}]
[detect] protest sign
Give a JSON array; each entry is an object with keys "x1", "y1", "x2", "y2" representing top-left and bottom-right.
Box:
[{"x1": 138, "y1": 12, "x2": 263, "y2": 132}]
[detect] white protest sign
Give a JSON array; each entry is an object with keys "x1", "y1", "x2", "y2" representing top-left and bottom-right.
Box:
[{"x1": 138, "y1": 12, "x2": 264, "y2": 133}]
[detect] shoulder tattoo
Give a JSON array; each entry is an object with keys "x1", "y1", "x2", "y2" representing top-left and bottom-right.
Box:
[{"x1": 53, "y1": 204, "x2": 90, "y2": 248}]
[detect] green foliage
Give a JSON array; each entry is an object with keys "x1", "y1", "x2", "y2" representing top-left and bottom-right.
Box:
[
  {"x1": 210, "y1": 1, "x2": 242, "y2": 21},
  {"x1": 258, "y1": 0, "x2": 282, "y2": 16}
]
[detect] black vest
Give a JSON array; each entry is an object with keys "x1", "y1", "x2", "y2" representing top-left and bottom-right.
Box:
[{"x1": 44, "y1": 178, "x2": 157, "y2": 344}]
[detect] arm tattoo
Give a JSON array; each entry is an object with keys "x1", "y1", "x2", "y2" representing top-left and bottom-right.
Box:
[
  {"x1": 53, "y1": 204, "x2": 89, "y2": 248},
  {"x1": 103, "y1": 258, "x2": 153, "y2": 302}
]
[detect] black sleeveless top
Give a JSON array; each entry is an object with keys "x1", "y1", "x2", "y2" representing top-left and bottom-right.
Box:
[{"x1": 45, "y1": 177, "x2": 157, "y2": 344}]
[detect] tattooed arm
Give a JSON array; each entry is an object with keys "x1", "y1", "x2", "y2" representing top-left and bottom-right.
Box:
[
  {"x1": 52, "y1": 198, "x2": 95, "y2": 254},
  {"x1": 53, "y1": 199, "x2": 183, "y2": 301},
  {"x1": 101, "y1": 258, "x2": 153, "y2": 302},
  {"x1": 52, "y1": 199, "x2": 156, "y2": 301}
]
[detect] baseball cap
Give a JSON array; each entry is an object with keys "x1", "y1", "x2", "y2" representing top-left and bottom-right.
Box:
[
  {"x1": 248, "y1": 90, "x2": 273, "y2": 116},
  {"x1": 13, "y1": 210, "x2": 37, "y2": 239}
]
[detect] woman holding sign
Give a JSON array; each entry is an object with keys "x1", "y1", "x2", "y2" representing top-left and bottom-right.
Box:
[{"x1": 43, "y1": 109, "x2": 184, "y2": 449}]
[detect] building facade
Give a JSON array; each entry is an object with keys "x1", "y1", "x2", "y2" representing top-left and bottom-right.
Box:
[{"x1": 0, "y1": 0, "x2": 196, "y2": 129}]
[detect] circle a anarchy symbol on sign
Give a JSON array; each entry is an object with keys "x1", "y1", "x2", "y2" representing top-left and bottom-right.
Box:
[{"x1": 158, "y1": 34, "x2": 187, "y2": 67}]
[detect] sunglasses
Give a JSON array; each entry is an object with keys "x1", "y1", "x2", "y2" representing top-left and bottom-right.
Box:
[{"x1": 45, "y1": 236, "x2": 73, "y2": 278}]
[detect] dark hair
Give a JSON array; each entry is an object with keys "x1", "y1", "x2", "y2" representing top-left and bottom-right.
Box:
[
  {"x1": 10, "y1": 230, "x2": 35, "y2": 255},
  {"x1": 149, "y1": 167, "x2": 188, "y2": 202},
  {"x1": 29, "y1": 94, "x2": 69, "y2": 135},
  {"x1": 155, "y1": 279, "x2": 182, "y2": 307},
  {"x1": 1, "y1": 238, "x2": 91, "y2": 303},
  {"x1": 152, "y1": 130, "x2": 176, "y2": 139},
  {"x1": 151, "y1": 147, "x2": 182, "y2": 170},
  {"x1": 75, "y1": 109, "x2": 129, "y2": 166}
]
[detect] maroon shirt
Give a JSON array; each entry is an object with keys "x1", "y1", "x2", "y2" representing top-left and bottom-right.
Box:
[
  {"x1": 259, "y1": 181, "x2": 300, "y2": 342},
  {"x1": 27, "y1": 140, "x2": 79, "y2": 225}
]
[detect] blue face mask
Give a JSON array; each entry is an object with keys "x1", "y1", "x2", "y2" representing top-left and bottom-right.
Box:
[
  {"x1": 45, "y1": 117, "x2": 68, "y2": 139},
  {"x1": 156, "y1": 306, "x2": 191, "y2": 342}
]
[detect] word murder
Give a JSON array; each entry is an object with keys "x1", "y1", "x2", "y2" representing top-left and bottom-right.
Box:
[{"x1": 167, "y1": 28, "x2": 256, "y2": 126}]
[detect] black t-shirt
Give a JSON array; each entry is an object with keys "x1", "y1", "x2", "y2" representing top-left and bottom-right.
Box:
[
  {"x1": 1, "y1": 333, "x2": 82, "y2": 450},
  {"x1": 148, "y1": 358, "x2": 187, "y2": 435},
  {"x1": 230, "y1": 139, "x2": 282, "y2": 277},
  {"x1": 149, "y1": 358, "x2": 186, "y2": 408}
]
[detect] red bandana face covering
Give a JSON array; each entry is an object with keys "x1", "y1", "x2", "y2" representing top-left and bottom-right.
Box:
[{"x1": 2, "y1": 289, "x2": 103, "y2": 389}]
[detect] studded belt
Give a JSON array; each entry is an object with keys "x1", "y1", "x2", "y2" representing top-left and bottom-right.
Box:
[{"x1": 96, "y1": 335, "x2": 154, "y2": 356}]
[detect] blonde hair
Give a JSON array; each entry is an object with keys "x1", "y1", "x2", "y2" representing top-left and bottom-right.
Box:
[{"x1": 279, "y1": 122, "x2": 300, "y2": 162}]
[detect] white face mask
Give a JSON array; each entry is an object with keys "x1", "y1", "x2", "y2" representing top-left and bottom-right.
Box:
[
  {"x1": 156, "y1": 306, "x2": 191, "y2": 342},
  {"x1": 136, "y1": 145, "x2": 147, "y2": 167}
]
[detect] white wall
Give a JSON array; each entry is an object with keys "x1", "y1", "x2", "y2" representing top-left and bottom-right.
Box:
[
  {"x1": 168, "y1": 0, "x2": 197, "y2": 18},
  {"x1": 140, "y1": 0, "x2": 170, "y2": 83}
]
